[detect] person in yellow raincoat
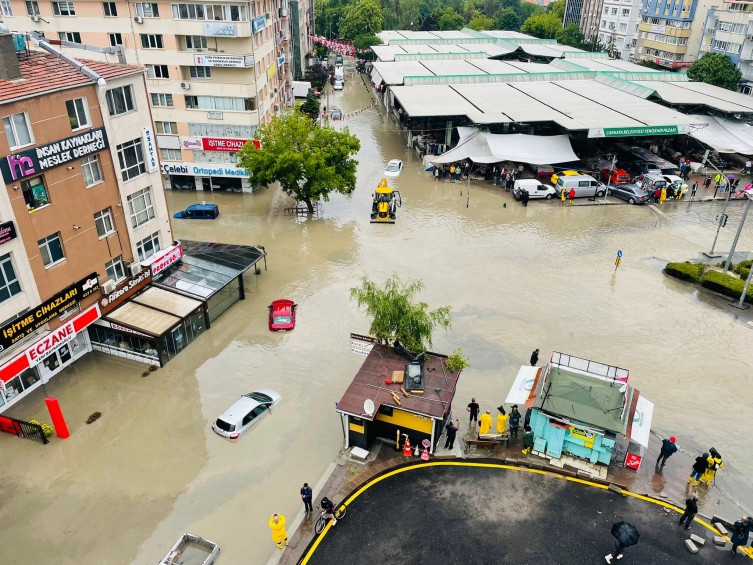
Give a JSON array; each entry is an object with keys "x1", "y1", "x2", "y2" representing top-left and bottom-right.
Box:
[
  {"x1": 675, "y1": 183, "x2": 684, "y2": 200},
  {"x1": 497, "y1": 405, "x2": 508, "y2": 434},
  {"x1": 560, "y1": 187, "x2": 566, "y2": 206},
  {"x1": 479, "y1": 410, "x2": 493, "y2": 435},
  {"x1": 660, "y1": 186, "x2": 667, "y2": 204},
  {"x1": 700, "y1": 448, "x2": 723, "y2": 485},
  {"x1": 269, "y1": 514, "x2": 288, "y2": 549}
]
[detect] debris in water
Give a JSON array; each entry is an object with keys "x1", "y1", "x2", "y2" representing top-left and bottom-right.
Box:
[
  {"x1": 149, "y1": 365, "x2": 158, "y2": 372},
  {"x1": 86, "y1": 412, "x2": 102, "y2": 424},
  {"x1": 142, "y1": 371, "x2": 150, "y2": 377}
]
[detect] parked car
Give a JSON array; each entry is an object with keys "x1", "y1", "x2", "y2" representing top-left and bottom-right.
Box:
[
  {"x1": 213, "y1": 390, "x2": 281, "y2": 439},
  {"x1": 336, "y1": 55, "x2": 343, "y2": 65},
  {"x1": 384, "y1": 159, "x2": 403, "y2": 178},
  {"x1": 173, "y1": 203, "x2": 219, "y2": 220},
  {"x1": 601, "y1": 168, "x2": 631, "y2": 184},
  {"x1": 622, "y1": 160, "x2": 661, "y2": 178},
  {"x1": 608, "y1": 183, "x2": 649, "y2": 204},
  {"x1": 550, "y1": 170, "x2": 580, "y2": 185},
  {"x1": 333, "y1": 80, "x2": 344, "y2": 90},
  {"x1": 554, "y1": 174, "x2": 606, "y2": 198},
  {"x1": 269, "y1": 299, "x2": 297, "y2": 331},
  {"x1": 533, "y1": 164, "x2": 554, "y2": 178},
  {"x1": 514, "y1": 179, "x2": 557, "y2": 200},
  {"x1": 663, "y1": 174, "x2": 688, "y2": 192}
]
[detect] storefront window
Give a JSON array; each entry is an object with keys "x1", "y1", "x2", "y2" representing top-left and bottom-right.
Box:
[
  {"x1": 2, "y1": 375, "x2": 23, "y2": 403},
  {"x1": 19, "y1": 368, "x2": 39, "y2": 390},
  {"x1": 206, "y1": 278, "x2": 241, "y2": 320},
  {"x1": 88, "y1": 326, "x2": 159, "y2": 364},
  {"x1": 43, "y1": 352, "x2": 61, "y2": 373}
]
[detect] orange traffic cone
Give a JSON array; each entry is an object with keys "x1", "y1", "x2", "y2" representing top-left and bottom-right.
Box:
[{"x1": 403, "y1": 436, "x2": 412, "y2": 456}]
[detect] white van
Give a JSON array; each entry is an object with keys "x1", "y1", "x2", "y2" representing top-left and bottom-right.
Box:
[
  {"x1": 555, "y1": 174, "x2": 606, "y2": 198},
  {"x1": 514, "y1": 179, "x2": 557, "y2": 200},
  {"x1": 334, "y1": 65, "x2": 344, "y2": 81},
  {"x1": 334, "y1": 80, "x2": 344, "y2": 90}
]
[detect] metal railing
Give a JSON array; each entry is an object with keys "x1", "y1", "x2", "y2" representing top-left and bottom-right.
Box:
[
  {"x1": 0, "y1": 415, "x2": 49, "y2": 445},
  {"x1": 550, "y1": 351, "x2": 629, "y2": 383}
]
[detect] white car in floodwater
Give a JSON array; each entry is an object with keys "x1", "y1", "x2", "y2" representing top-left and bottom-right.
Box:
[
  {"x1": 384, "y1": 159, "x2": 403, "y2": 178},
  {"x1": 213, "y1": 390, "x2": 280, "y2": 439}
]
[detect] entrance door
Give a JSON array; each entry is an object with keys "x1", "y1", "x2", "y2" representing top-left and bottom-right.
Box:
[{"x1": 201, "y1": 177, "x2": 211, "y2": 191}]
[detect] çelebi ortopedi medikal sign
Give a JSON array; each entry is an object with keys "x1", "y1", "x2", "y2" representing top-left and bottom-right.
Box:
[
  {"x1": 0, "y1": 273, "x2": 99, "y2": 352},
  {"x1": 0, "y1": 128, "x2": 109, "y2": 183}
]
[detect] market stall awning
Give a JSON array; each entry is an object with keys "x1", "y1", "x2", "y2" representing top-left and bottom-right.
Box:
[
  {"x1": 131, "y1": 286, "x2": 203, "y2": 318},
  {"x1": 687, "y1": 114, "x2": 753, "y2": 154},
  {"x1": 430, "y1": 130, "x2": 578, "y2": 165},
  {"x1": 105, "y1": 301, "x2": 181, "y2": 337},
  {"x1": 506, "y1": 365, "x2": 540, "y2": 405},
  {"x1": 627, "y1": 394, "x2": 654, "y2": 449}
]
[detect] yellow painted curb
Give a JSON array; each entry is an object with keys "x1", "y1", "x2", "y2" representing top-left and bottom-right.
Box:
[{"x1": 300, "y1": 462, "x2": 752, "y2": 563}]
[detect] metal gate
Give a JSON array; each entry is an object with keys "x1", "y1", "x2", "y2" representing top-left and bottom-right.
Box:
[{"x1": 0, "y1": 415, "x2": 49, "y2": 445}]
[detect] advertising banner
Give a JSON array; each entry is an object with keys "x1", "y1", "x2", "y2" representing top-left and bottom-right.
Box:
[
  {"x1": 201, "y1": 138, "x2": 260, "y2": 152},
  {"x1": 588, "y1": 125, "x2": 690, "y2": 138},
  {"x1": 180, "y1": 137, "x2": 203, "y2": 150},
  {"x1": 0, "y1": 221, "x2": 17, "y2": 245},
  {"x1": 160, "y1": 162, "x2": 250, "y2": 178},
  {"x1": 193, "y1": 54, "x2": 253, "y2": 68},
  {"x1": 146, "y1": 243, "x2": 184, "y2": 276},
  {"x1": 252, "y1": 16, "x2": 266, "y2": 33},
  {"x1": 203, "y1": 22, "x2": 237, "y2": 37},
  {"x1": 99, "y1": 268, "x2": 152, "y2": 315},
  {"x1": 142, "y1": 127, "x2": 159, "y2": 173}
]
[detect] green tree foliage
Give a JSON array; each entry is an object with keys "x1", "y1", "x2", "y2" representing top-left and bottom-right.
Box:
[
  {"x1": 432, "y1": 6, "x2": 464, "y2": 29},
  {"x1": 518, "y1": 2, "x2": 543, "y2": 20},
  {"x1": 468, "y1": 13, "x2": 495, "y2": 29},
  {"x1": 556, "y1": 23, "x2": 584, "y2": 49},
  {"x1": 398, "y1": 0, "x2": 422, "y2": 29},
  {"x1": 496, "y1": 7, "x2": 520, "y2": 30},
  {"x1": 547, "y1": 0, "x2": 565, "y2": 19},
  {"x1": 299, "y1": 93, "x2": 320, "y2": 119},
  {"x1": 687, "y1": 52, "x2": 742, "y2": 91},
  {"x1": 339, "y1": 0, "x2": 383, "y2": 39},
  {"x1": 349, "y1": 274, "x2": 452, "y2": 354},
  {"x1": 353, "y1": 34, "x2": 382, "y2": 50},
  {"x1": 237, "y1": 112, "x2": 360, "y2": 213},
  {"x1": 637, "y1": 59, "x2": 667, "y2": 71},
  {"x1": 520, "y1": 12, "x2": 561, "y2": 38}
]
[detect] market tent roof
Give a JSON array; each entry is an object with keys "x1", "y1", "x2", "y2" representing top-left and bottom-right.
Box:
[
  {"x1": 687, "y1": 114, "x2": 753, "y2": 153},
  {"x1": 480, "y1": 30, "x2": 539, "y2": 40},
  {"x1": 371, "y1": 43, "x2": 517, "y2": 62},
  {"x1": 518, "y1": 43, "x2": 585, "y2": 58},
  {"x1": 635, "y1": 80, "x2": 753, "y2": 113},
  {"x1": 377, "y1": 30, "x2": 478, "y2": 44},
  {"x1": 372, "y1": 61, "x2": 435, "y2": 85},
  {"x1": 131, "y1": 286, "x2": 204, "y2": 318},
  {"x1": 373, "y1": 59, "x2": 556, "y2": 85},
  {"x1": 105, "y1": 301, "x2": 181, "y2": 337},
  {"x1": 430, "y1": 129, "x2": 579, "y2": 165},
  {"x1": 560, "y1": 58, "x2": 660, "y2": 73}
]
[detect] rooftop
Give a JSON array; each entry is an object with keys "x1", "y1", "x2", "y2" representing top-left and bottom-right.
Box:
[{"x1": 0, "y1": 51, "x2": 143, "y2": 104}]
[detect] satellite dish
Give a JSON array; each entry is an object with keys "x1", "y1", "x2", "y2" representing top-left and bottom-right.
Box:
[{"x1": 363, "y1": 399, "x2": 375, "y2": 416}]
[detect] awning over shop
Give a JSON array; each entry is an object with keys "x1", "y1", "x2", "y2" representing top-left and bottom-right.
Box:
[
  {"x1": 430, "y1": 129, "x2": 578, "y2": 165},
  {"x1": 506, "y1": 365, "x2": 540, "y2": 405},
  {"x1": 131, "y1": 286, "x2": 204, "y2": 318},
  {"x1": 687, "y1": 114, "x2": 753, "y2": 154},
  {"x1": 105, "y1": 301, "x2": 181, "y2": 337}
]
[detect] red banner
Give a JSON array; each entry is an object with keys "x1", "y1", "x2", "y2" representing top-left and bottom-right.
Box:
[{"x1": 202, "y1": 138, "x2": 260, "y2": 152}]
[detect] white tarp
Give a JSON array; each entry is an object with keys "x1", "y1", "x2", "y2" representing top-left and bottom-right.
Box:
[
  {"x1": 505, "y1": 365, "x2": 539, "y2": 405},
  {"x1": 628, "y1": 394, "x2": 654, "y2": 449},
  {"x1": 370, "y1": 67, "x2": 384, "y2": 86},
  {"x1": 688, "y1": 114, "x2": 753, "y2": 154},
  {"x1": 430, "y1": 130, "x2": 578, "y2": 165}
]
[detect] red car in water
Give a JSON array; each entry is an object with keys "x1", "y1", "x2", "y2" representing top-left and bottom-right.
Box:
[
  {"x1": 268, "y1": 300, "x2": 297, "y2": 331},
  {"x1": 601, "y1": 168, "x2": 631, "y2": 184}
]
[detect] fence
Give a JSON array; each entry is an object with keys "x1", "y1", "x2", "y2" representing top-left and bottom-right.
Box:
[{"x1": 0, "y1": 415, "x2": 49, "y2": 445}]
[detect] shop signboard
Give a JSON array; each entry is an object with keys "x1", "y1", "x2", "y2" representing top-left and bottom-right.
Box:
[
  {"x1": 180, "y1": 137, "x2": 203, "y2": 150},
  {"x1": 25, "y1": 320, "x2": 77, "y2": 366},
  {"x1": 142, "y1": 127, "x2": 159, "y2": 173},
  {"x1": 147, "y1": 243, "x2": 184, "y2": 277},
  {"x1": 207, "y1": 112, "x2": 224, "y2": 120},
  {"x1": 0, "y1": 273, "x2": 99, "y2": 352},
  {"x1": 99, "y1": 268, "x2": 152, "y2": 315},
  {"x1": 94, "y1": 319, "x2": 153, "y2": 338},
  {"x1": 203, "y1": 22, "x2": 237, "y2": 37},
  {"x1": 588, "y1": 125, "x2": 690, "y2": 138},
  {"x1": 624, "y1": 452, "x2": 642, "y2": 470},
  {"x1": 252, "y1": 16, "x2": 266, "y2": 34},
  {"x1": 160, "y1": 162, "x2": 250, "y2": 178},
  {"x1": 1, "y1": 127, "x2": 108, "y2": 183},
  {"x1": 0, "y1": 221, "x2": 17, "y2": 245},
  {"x1": 651, "y1": 25, "x2": 666, "y2": 33},
  {"x1": 267, "y1": 64, "x2": 277, "y2": 80},
  {"x1": 193, "y1": 54, "x2": 253, "y2": 68},
  {"x1": 202, "y1": 138, "x2": 260, "y2": 152},
  {"x1": 505, "y1": 365, "x2": 538, "y2": 405}
]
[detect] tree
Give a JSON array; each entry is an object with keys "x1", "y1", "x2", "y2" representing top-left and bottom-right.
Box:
[
  {"x1": 483, "y1": 0, "x2": 497, "y2": 18},
  {"x1": 468, "y1": 14, "x2": 495, "y2": 30},
  {"x1": 688, "y1": 52, "x2": 742, "y2": 91},
  {"x1": 398, "y1": 0, "x2": 422, "y2": 29},
  {"x1": 520, "y1": 12, "x2": 561, "y2": 39},
  {"x1": 339, "y1": 0, "x2": 383, "y2": 39},
  {"x1": 353, "y1": 34, "x2": 382, "y2": 51},
  {"x1": 349, "y1": 274, "x2": 452, "y2": 354},
  {"x1": 432, "y1": 6, "x2": 464, "y2": 30},
  {"x1": 638, "y1": 59, "x2": 667, "y2": 71},
  {"x1": 237, "y1": 112, "x2": 360, "y2": 213},
  {"x1": 518, "y1": 2, "x2": 543, "y2": 21},
  {"x1": 299, "y1": 93, "x2": 320, "y2": 119},
  {"x1": 547, "y1": 0, "x2": 565, "y2": 19},
  {"x1": 497, "y1": 8, "x2": 520, "y2": 31},
  {"x1": 501, "y1": 0, "x2": 520, "y2": 10},
  {"x1": 556, "y1": 23, "x2": 584, "y2": 49}
]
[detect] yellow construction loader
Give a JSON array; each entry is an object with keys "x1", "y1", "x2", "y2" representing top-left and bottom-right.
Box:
[{"x1": 370, "y1": 178, "x2": 401, "y2": 224}]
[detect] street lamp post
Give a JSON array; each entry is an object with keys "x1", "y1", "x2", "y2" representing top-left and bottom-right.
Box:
[
  {"x1": 704, "y1": 160, "x2": 732, "y2": 258},
  {"x1": 734, "y1": 244, "x2": 753, "y2": 310},
  {"x1": 603, "y1": 155, "x2": 616, "y2": 203},
  {"x1": 723, "y1": 192, "x2": 752, "y2": 273}
]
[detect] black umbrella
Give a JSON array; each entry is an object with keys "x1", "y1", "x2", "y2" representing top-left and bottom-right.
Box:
[{"x1": 611, "y1": 522, "x2": 640, "y2": 547}]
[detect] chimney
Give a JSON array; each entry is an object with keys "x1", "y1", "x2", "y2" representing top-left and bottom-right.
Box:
[{"x1": 0, "y1": 34, "x2": 22, "y2": 81}]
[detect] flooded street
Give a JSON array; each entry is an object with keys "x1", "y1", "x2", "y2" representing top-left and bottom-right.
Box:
[{"x1": 3, "y1": 66, "x2": 753, "y2": 565}]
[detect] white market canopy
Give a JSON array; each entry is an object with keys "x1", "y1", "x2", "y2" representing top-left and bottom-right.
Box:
[
  {"x1": 687, "y1": 114, "x2": 753, "y2": 154},
  {"x1": 430, "y1": 128, "x2": 578, "y2": 165}
]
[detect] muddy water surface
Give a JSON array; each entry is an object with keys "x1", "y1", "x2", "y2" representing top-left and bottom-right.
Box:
[{"x1": 2, "y1": 68, "x2": 753, "y2": 565}]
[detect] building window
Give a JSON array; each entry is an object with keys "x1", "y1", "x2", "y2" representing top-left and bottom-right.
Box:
[
  {"x1": 109, "y1": 33, "x2": 123, "y2": 46},
  {"x1": 147, "y1": 64, "x2": 170, "y2": 79},
  {"x1": 619, "y1": 23, "x2": 627, "y2": 31},
  {"x1": 117, "y1": 139, "x2": 146, "y2": 181},
  {"x1": 192, "y1": 150, "x2": 237, "y2": 164},
  {"x1": 611, "y1": 7, "x2": 617, "y2": 14},
  {"x1": 38, "y1": 233, "x2": 65, "y2": 267},
  {"x1": 185, "y1": 35, "x2": 208, "y2": 50},
  {"x1": 1, "y1": 1, "x2": 13, "y2": 16},
  {"x1": 106, "y1": 85, "x2": 135, "y2": 116},
  {"x1": 150, "y1": 93, "x2": 174, "y2": 107},
  {"x1": 2, "y1": 111, "x2": 34, "y2": 149},
  {"x1": 52, "y1": 1, "x2": 76, "y2": 16},
  {"x1": 127, "y1": 187, "x2": 155, "y2": 228},
  {"x1": 189, "y1": 122, "x2": 257, "y2": 138},
  {"x1": 65, "y1": 97, "x2": 90, "y2": 131},
  {"x1": 140, "y1": 34, "x2": 164, "y2": 49},
  {"x1": 136, "y1": 232, "x2": 161, "y2": 261},
  {"x1": 171, "y1": 3, "x2": 247, "y2": 21},
  {"x1": 135, "y1": 2, "x2": 159, "y2": 17},
  {"x1": 189, "y1": 66, "x2": 212, "y2": 79},
  {"x1": 622, "y1": 8, "x2": 629, "y2": 16},
  {"x1": 81, "y1": 155, "x2": 103, "y2": 187},
  {"x1": 102, "y1": 1, "x2": 116, "y2": 16},
  {"x1": 603, "y1": 6, "x2": 608, "y2": 13},
  {"x1": 58, "y1": 31, "x2": 82, "y2": 43},
  {"x1": 0, "y1": 254, "x2": 21, "y2": 305},
  {"x1": 105, "y1": 256, "x2": 126, "y2": 282},
  {"x1": 185, "y1": 95, "x2": 252, "y2": 111},
  {"x1": 21, "y1": 176, "x2": 49, "y2": 211},
  {"x1": 160, "y1": 148, "x2": 182, "y2": 160},
  {"x1": 25, "y1": 1, "x2": 40, "y2": 16},
  {"x1": 94, "y1": 208, "x2": 115, "y2": 238},
  {"x1": 156, "y1": 121, "x2": 178, "y2": 134},
  {"x1": 601, "y1": 19, "x2": 606, "y2": 27}
]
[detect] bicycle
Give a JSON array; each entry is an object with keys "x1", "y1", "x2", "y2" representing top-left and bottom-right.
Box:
[{"x1": 314, "y1": 503, "x2": 347, "y2": 535}]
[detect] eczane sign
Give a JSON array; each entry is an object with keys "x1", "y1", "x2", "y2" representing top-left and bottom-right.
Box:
[{"x1": 25, "y1": 321, "x2": 76, "y2": 366}]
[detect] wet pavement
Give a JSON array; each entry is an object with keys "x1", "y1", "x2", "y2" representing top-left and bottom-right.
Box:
[{"x1": 2, "y1": 62, "x2": 753, "y2": 565}]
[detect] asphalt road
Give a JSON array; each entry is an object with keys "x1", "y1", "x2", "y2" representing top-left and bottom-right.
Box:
[{"x1": 305, "y1": 463, "x2": 748, "y2": 564}]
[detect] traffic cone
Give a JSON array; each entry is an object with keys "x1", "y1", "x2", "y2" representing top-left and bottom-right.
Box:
[
  {"x1": 421, "y1": 446, "x2": 430, "y2": 461},
  {"x1": 403, "y1": 436, "x2": 412, "y2": 456},
  {"x1": 414, "y1": 444, "x2": 419, "y2": 457}
]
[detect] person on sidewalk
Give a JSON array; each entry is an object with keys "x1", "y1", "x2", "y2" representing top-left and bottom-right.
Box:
[
  {"x1": 743, "y1": 160, "x2": 751, "y2": 175},
  {"x1": 704, "y1": 177, "x2": 712, "y2": 191},
  {"x1": 530, "y1": 348, "x2": 539, "y2": 366},
  {"x1": 690, "y1": 183, "x2": 698, "y2": 201},
  {"x1": 479, "y1": 410, "x2": 493, "y2": 435},
  {"x1": 521, "y1": 189, "x2": 529, "y2": 207},
  {"x1": 605, "y1": 541, "x2": 628, "y2": 564},
  {"x1": 688, "y1": 453, "x2": 709, "y2": 487},
  {"x1": 700, "y1": 448, "x2": 723, "y2": 485},
  {"x1": 560, "y1": 187, "x2": 566, "y2": 206},
  {"x1": 653, "y1": 188, "x2": 661, "y2": 204},
  {"x1": 656, "y1": 436, "x2": 677, "y2": 467},
  {"x1": 660, "y1": 186, "x2": 667, "y2": 204},
  {"x1": 497, "y1": 406, "x2": 508, "y2": 434},
  {"x1": 320, "y1": 497, "x2": 338, "y2": 526},
  {"x1": 509, "y1": 405, "x2": 522, "y2": 439},
  {"x1": 444, "y1": 419, "x2": 459, "y2": 450},
  {"x1": 568, "y1": 188, "x2": 575, "y2": 205},
  {"x1": 521, "y1": 425, "x2": 534, "y2": 455},
  {"x1": 269, "y1": 514, "x2": 288, "y2": 549},
  {"x1": 467, "y1": 398, "x2": 480, "y2": 424},
  {"x1": 679, "y1": 494, "x2": 698, "y2": 530},
  {"x1": 731, "y1": 516, "x2": 752, "y2": 555},
  {"x1": 301, "y1": 483, "x2": 313, "y2": 513}
]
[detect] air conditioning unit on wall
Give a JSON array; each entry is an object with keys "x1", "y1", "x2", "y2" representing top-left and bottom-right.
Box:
[
  {"x1": 134, "y1": 15, "x2": 143, "y2": 24},
  {"x1": 129, "y1": 263, "x2": 142, "y2": 277},
  {"x1": 101, "y1": 280, "x2": 116, "y2": 294},
  {"x1": 180, "y1": 81, "x2": 191, "y2": 90}
]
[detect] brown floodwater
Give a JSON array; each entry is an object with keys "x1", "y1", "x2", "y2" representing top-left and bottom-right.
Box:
[{"x1": 2, "y1": 65, "x2": 753, "y2": 565}]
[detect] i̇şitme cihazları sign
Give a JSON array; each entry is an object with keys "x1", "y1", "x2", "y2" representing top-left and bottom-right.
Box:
[
  {"x1": 0, "y1": 273, "x2": 100, "y2": 352},
  {"x1": 0, "y1": 127, "x2": 109, "y2": 183}
]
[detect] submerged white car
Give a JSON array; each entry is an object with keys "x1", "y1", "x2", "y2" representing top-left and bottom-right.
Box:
[
  {"x1": 213, "y1": 389, "x2": 281, "y2": 439},
  {"x1": 384, "y1": 159, "x2": 403, "y2": 178},
  {"x1": 333, "y1": 80, "x2": 344, "y2": 90}
]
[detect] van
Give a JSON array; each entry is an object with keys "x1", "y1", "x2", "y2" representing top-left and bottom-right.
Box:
[
  {"x1": 173, "y1": 203, "x2": 220, "y2": 219},
  {"x1": 334, "y1": 65, "x2": 344, "y2": 81},
  {"x1": 555, "y1": 174, "x2": 606, "y2": 198},
  {"x1": 334, "y1": 80, "x2": 344, "y2": 90},
  {"x1": 514, "y1": 179, "x2": 557, "y2": 200}
]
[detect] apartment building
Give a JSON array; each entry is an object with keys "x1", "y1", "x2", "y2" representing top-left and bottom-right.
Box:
[
  {"x1": 698, "y1": 1, "x2": 753, "y2": 94},
  {"x1": 633, "y1": 0, "x2": 715, "y2": 68},
  {"x1": 0, "y1": 33, "x2": 172, "y2": 412},
  {"x1": 595, "y1": 0, "x2": 642, "y2": 60},
  {"x1": 3, "y1": 0, "x2": 313, "y2": 192},
  {"x1": 580, "y1": 0, "x2": 605, "y2": 44},
  {"x1": 564, "y1": 0, "x2": 586, "y2": 28}
]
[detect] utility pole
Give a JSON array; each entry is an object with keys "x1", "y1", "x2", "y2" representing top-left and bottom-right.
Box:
[
  {"x1": 704, "y1": 155, "x2": 732, "y2": 258},
  {"x1": 723, "y1": 193, "x2": 752, "y2": 273},
  {"x1": 603, "y1": 155, "x2": 616, "y2": 203},
  {"x1": 734, "y1": 248, "x2": 753, "y2": 310}
]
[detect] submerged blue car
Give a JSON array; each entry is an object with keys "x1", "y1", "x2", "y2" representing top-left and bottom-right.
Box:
[{"x1": 173, "y1": 203, "x2": 219, "y2": 219}]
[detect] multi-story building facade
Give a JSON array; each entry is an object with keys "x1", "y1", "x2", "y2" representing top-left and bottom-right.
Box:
[
  {"x1": 698, "y1": 1, "x2": 753, "y2": 94},
  {"x1": 0, "y1": 33, "x2": 172, "y2": 412},
  {"x1": 595, "y1": 0, "x2": 642, "y2": 60},
  {"x1": 580, "y1": 0, "x2": 605, "y2": 45},
  {"x1": 564, "y1": 0, "x2": 585, "y2": 28},
  {"x1": 633, "y1": 0, "x2": 715, "y2": 69},
  {"x1": 3, "y1": 0, "x2": 313, "y2": 192}
]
